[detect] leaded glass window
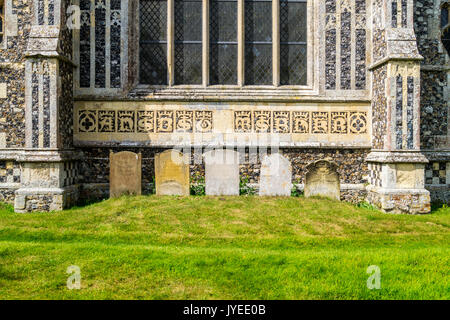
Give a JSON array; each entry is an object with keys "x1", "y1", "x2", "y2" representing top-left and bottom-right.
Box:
[
  {"x1": 280, "y1": 0, "x2": 307, "y2": 85},
  {"x1": 140, "y1": 0, "x2": 168, "y2": 85},
  {"x1": 442, "y1": 4, "x2": 450, "y2": 55},
  {"x1": 210, "y1": 0, "x2": 238, "y2": 85},
  {"x1": 138, "y1": 0, "x2": 308, "y2": 87},
  {"x1": 174, "y1": 0, "x2": 203, "y2": 84},
  {"x1": 245, "y1": 0, "x2": 272, "y2": 85}
]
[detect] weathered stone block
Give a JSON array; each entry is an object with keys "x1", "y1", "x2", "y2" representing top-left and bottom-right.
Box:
[
  {"x1": 304, "y1": 160, "x2": 340, "y2": 200},
  {"x1": 0, "y1": 83, "x2": 7, "y2": 99},
  {"x1": 155, "y1": 150, "x2": 190, "y2": 196},
  {"x1": 204, "y1": 149, "x2": 239, "y2": 196},
  {"x1": 110, "y1": 151, "x2": 142, "y2": 198},
  {"x1": 259, "y1": 154, "x2": 292, "y2": 196}
]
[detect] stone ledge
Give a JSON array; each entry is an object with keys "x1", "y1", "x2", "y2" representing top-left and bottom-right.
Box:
[
  {"x1": 76, "y1": 93, "x2": 372, "y2": 103},
  {"x1": 0, "y1": 184, "x2": 20, "y2": 190},
  {"x1": 368, "y1": 54, "x2": 424, "y2": 71},
  {"x1": 74, "y1": 140, "x2": 373, "y2": 149},
  {"x1": 366, "y1": 151, "x2": 429, "y2": 163},
  {"x1": 0, "y1": 149, "x2": 24, "y2": 160},
  {"x1": 15, "y1": 185, "x2": 80, "y2": 196},
  {"x1": 422, "y1": 151, "x2": 450, "y2": 161},
  {"x1": 367, "y1": 186, "x2": 431, "y2": 195},
  {"x1": 15, "y1": 150, "x2": 84, "y2": 162}
]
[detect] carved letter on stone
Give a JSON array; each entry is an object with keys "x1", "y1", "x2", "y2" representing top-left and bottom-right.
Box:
[
  {"x1": 110, "y1": 151, "x2": 142, "y2": 198},
  {"x1": 259, "y1": 153, "x2": 292, "y2": 196},
  {"x1": 155, "y1": 150, "x2": 190, "y2": 196},
  {"x1": 304, "y1": 160, "x2": 340, "y2": 200}
]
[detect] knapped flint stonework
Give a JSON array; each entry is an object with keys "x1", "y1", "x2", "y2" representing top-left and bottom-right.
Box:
[
  {"x1": 0, "y1": 64, "x2": 26, "y2": 148},
  {"x1": 325, "y1": 0, "x2": 368, "y2": 91},
  {"x1": 0, "y1": 0, "x2": 32, "y2": 149},
  {"x1": 371, "y1": 66, "x2": 388, "y2": 150},
  {"x1": 414, "y1": 0, "x2": 449, "y2": 152}
]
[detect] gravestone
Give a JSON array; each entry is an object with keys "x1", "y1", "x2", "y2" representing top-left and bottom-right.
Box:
[
  {"x1": 259, "y1": 153, "x2": 292, "y2": 196},
  {"x1": 304, "y1": 160, "x2": 340, "y2": 200},
  {"x1": 155, "y1": 150, "x2": 190, "y2": 196},
  {"x1": 110, "y1": 151, "x2": 142, "y2": 198},
  {"x1": 204, "y1": 149, "x2": 239, "y2": 196}
]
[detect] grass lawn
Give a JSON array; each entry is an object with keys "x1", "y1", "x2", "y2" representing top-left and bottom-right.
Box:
[{"x1": 0, "y1": 196, "x2": 448, "y2": 300}]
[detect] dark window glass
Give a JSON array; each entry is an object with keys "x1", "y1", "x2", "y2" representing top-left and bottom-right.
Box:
[
  {"x1": 441, "y1": 6, "x2": 448, "y2": 28},
  {"x1": 0, "y1": 4, "x2": 4, "y2": 43},
  {"x1": 442, "y1": 6, "x2": 450, "y2": 55},
  {"x1": 280, "y1": 0, "x2": 307, "y2": 85},
  {"x1": 174, "y1": 0, "x2": 202, "y2": 84},
  {"x1": 140, "y1": 0, "x2": 168, "y2": 85},
  {"x1": 210, "y1": 0, "x2": 238, "y2": 85},
  {"x1": 245, "y1": 0, "x2": 272, "y2": 85}
]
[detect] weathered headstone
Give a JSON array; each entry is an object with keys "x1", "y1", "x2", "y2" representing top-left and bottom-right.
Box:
[
  {"x1": 259, "y1": 153, "x2": 292, "y2": 196},
  {"x1": 304, "y1": 160, "x2": 340, "y2": 200},
  {"x1": 155, "y1": 150, "x2": 190, "y2": 196},
  {"x1": 110, "y1": 151, "x2": 142, "y2": 198},
  {"x1": 204, "y1": 149, "x2": 239, "y2": 196}
]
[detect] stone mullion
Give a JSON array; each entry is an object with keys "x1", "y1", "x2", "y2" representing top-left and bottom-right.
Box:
[
  {"x1": 237, "y1": 0, "x2": 244, "y2": 87},
  {"x1": 272, "y1": 0, "x2": 280, "y2": 87},
  {"x1": 89, "y1": 0, "x2": 95, "y2": 89},
  {"x1": 43, "y1": 0, "x2": 49, "y2": 25},
  {"x1": 105, "y1": 0, "x2": 111, "y2": 89},
  {"x1": 202, "y1": 0, "x2": 209, "y2": 87},
  {"x1": 167, "y1": 0, "x2": 174, "y2": 86}
]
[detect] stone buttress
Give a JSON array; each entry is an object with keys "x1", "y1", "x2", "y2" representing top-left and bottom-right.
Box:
[
  {"x1": 366, "y1": 0, "x2": 431, "y2": 213},
  {"x1": 14, "y1": 0, "x2": 81, "y2": 212}
]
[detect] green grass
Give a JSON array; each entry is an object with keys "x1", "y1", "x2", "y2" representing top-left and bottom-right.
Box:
[{"x1": 0, "y1": 196, "x2": 448, "y2": 299}]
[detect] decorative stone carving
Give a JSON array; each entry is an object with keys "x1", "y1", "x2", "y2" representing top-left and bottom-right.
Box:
[
  {"x1": 109, "y1": 151, "x2": 142, "y2": 198},
  {"x1": 259, "y1": 154, "x2": 292, "y2": 196},
  {"x1": 204, "y1": 149, "x2": 239, "y2": 196},
  {"x1": 155, "y1": 150, "x2": 190, "y2": 196},
  {"x1": 304, "y1": 160, "x2": 340, "y2": 200}
]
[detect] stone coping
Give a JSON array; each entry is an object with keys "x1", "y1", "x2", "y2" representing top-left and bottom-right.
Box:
[
  {"x1": 366, "y1": 151, "x2": 429, "y2": 163},
  {"x1": 366, "y1": 186, "x2": 431, "y2": 195},
  {"x1": 368, "y1": 54, "x2": 424, "y2": 71},
  {"x1": 15, "y1": 185, "x2": 79, "y2": 195}
]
